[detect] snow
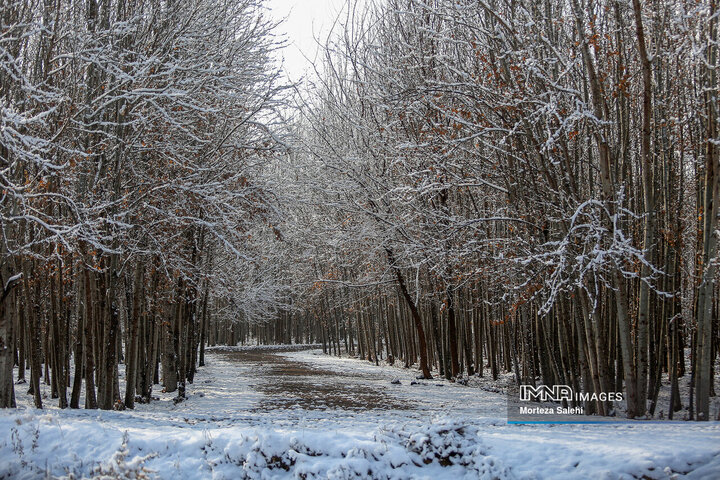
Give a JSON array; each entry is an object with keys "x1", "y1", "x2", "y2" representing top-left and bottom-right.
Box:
[
  {"x1": 2, "y1": 272, "x2": 22, "y2": 292},
  {"x1": 1, "y1": 347, "x2": 719, "y2": 479}
]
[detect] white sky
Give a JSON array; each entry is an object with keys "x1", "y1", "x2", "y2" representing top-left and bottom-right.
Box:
[{"x1": 265, "y1": 0, "x2": 351, "y2": 83}]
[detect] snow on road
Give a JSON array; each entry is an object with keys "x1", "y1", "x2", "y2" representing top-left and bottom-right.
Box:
[{"x1": 1, "y1": 346, "x2": 719, "y2": 479}]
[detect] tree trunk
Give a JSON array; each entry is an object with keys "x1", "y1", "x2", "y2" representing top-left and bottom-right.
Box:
[
  {"x1": 385, "y1": 248, "x2": 431, "y2": 379},
  {"x1": 695, "y1": 0, "x2": 719, "y2": 421},
  {"x1": 0, "y1": 269, "x2": 21, "y2": 408}
]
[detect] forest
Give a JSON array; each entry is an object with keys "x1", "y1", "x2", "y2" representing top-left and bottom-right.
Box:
[{"x1": 1, "y1": 0, "x2": 718, "y2": 426}]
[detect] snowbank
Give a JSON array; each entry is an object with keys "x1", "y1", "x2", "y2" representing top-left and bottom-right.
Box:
[
  {"x1": 2, "y1": 412, "x2": 720, "y2": 479},
  {"x1": 0, "y1": 417, "x2": 512, "y2": 479}
]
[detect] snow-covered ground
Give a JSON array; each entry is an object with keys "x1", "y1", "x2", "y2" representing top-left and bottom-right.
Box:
[{"x1": 1, "y1": 347, "x2": 719, "y2": 479}]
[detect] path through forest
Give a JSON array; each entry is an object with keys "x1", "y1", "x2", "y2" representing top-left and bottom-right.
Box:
[
  {"x1": 183, "y1": 345, "x2": 507, "y2": 430},
  {"x1": 220, "y1": 348, "x2": 412, "y2": 411}
]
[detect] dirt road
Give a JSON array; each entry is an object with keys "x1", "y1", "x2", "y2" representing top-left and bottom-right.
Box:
[{"x1": 215, "y1": 347, "x2": 413, "y2": 412}]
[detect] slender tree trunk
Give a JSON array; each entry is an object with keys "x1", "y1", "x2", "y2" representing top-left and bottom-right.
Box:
[
  {"x1": 124, "y1": 263, "x2": 143, "y2": 408},
  {"x1": 0, "y1": 268, "x2": 21, "y2": 408},
  {"x1": 696, "y1": 0, "x2": 719, "y2": 421},
  {"x1": 446, "y1": 286, "x2": 460, "y2": 378},
  {"x1": 49, "y1": 267, "x2": 67, "y2": 408},
  {"x1": 83, "y1": 265, "x2": 98, "y2": 409},
  {"x1": 386, "y1": 248, "x2": 431, "y2": 379},
  {"x1": 22, "y1": 258, "x2": 42, "y2": 409},
  {"x1": 632, "y1": 0, "x2": 655, "y2": 415}
]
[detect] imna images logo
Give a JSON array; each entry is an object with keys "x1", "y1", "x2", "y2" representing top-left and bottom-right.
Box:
[{"x1": 519, "y1": 385, "x2": 624, "y2": 403}]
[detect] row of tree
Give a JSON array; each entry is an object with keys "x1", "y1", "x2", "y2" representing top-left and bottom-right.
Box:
[
  {"x1": 0, "y1": 0, "x2": 290, "y2": 409},
  {"x1": 267, "y1": 0, "x2": 719, "y2": 420}
]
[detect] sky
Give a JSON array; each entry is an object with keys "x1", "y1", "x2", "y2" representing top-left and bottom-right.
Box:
[{"x1": 265, "y1": 0, "x2": 351, "y2": 83}]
